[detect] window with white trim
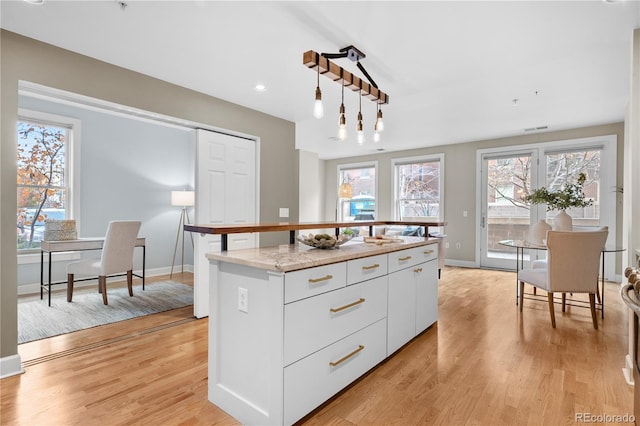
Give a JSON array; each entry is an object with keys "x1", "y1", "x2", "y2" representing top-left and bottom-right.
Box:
[
  {"x1": 17, "y1": 110, "x2": 78, "y2": 252},
  {"x1": 393, "y1": 154, "x2": 444, "y2": 221},
  {"x1": 337, "y1": 162, "x2": 377, "y2": 221}
]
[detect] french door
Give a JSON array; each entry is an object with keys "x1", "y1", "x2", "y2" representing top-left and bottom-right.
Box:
[
  {"x1": 480, "y1": 150, "x2": 542, "y2": 270},
  {"x1": 479, "y1": 136, "x2": 615, "y2": 277}
]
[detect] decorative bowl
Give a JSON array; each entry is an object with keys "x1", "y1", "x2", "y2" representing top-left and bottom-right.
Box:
[{"x1": 297, "y1": 233, "x2": 353, "y2": 249}]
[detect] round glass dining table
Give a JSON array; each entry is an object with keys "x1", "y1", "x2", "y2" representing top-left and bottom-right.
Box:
[{"x1": 498, "y1": 239, "x2": 624, "y2": 319}]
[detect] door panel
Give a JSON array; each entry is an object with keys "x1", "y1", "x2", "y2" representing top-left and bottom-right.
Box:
[
  {"x1": 194, "y1": 129, "x2": 257, "y2": 318},
  {"x1": 480, "y1": 151, "x2": 538, "y2": 270}
]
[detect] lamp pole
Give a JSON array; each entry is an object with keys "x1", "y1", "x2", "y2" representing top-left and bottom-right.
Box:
[{"x1": 170, "y1": 191, "x2": 195, "y2": 279}]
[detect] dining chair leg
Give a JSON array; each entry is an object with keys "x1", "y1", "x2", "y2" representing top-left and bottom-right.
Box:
[
  {"x1": 127, "y1": 270, "x2": 133, "y2": 297},
  {"x1": 519, "y1": 281, "x2": 524, "y2": 311},
  {"x1": 100, "y1": 276, "x2": 108, "y2": 305},
  {"x1": 547, "y1": 292, "x2": 556, "y2": 328},
  {"x1": 589, "y1": 293, "x2": 598, "y2": 329},
  {"x1": 67, "y1": 273, "x2": 74, "y2": 302},
  {"x1": 562, "y1": 293, "x2": 566, "y2": 312}
]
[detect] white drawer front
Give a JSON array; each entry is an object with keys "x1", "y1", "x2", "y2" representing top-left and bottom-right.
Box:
[
  {"x1": 284, "y1": 262, "x2": 347, "y2": 304},
  {"x1": 388, "y1": 244, "x2": 438, "y2": 273},
  {"x1": 347, "y1": 254, "x2": 388, "y2": 285},
  {"x1": 284, "y1": 318, "x2": 387, "y2": 425},
  {"x1": 284, "y1": 275, "x2": 387, "y2": 366}
]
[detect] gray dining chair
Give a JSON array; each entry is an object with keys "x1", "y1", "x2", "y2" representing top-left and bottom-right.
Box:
[
  {"x1": 66, "y1": 220, "x2": 141, "y2": 305},
  {"x1": 517, "y1": 229, "x2": 608, "y2": 328}
]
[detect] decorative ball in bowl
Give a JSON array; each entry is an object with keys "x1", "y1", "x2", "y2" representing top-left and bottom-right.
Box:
[{"x1": 297, "y1": 233, "x2": 353, "y2": 249}]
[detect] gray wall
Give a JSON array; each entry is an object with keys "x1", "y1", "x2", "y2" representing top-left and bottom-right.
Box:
[
  {"x1": 324, "y1": 122, "x2": 625, "y2": 265},
  {"x1": 17, "y1": 95, "x2": 196, "y2": 289},
  {"x1": 1, "y1": 30, "x2": 297, "y2": 363}
]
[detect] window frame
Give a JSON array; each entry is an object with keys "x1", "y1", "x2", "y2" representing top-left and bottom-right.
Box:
[
  {"x1": 17, "y1": 108, "x2": 81, "y2": 261},
  {"x1": 337, "y1": 161, "x2": 379, "y2": 222},
  {"x1": 392, "y1": 153, "x2": 445, "y2": 222}
]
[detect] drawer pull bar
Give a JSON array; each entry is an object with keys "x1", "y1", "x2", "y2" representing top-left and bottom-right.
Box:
[
  {"x1": 308, "y1": 274, "x2": 333, "y2": 284},
  {"x1": 330, "y1": 298, "x2": 366, "y2": 313},
  {"x1": 399, "y1": 256, "x2": 412, "y2": 261},
  {"x1": 329, "y1": 345, "x2": 365, "y2": 367},
  {"x1": 424, "y1": 250, "x2": 434, "y2": 255},
  {"x1": 362, "y1": 264, "x2": 380, "y2": 271},
  {"x1": 414, "y1": 267, "x2": 423, "y2": 273}
]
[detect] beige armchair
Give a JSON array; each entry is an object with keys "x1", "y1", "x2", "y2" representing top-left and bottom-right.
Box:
[
  {"x1": 517, "y1": 229, "x2": 608, "y2": 328},
  {"x1": 67, "y1": 221, "x2": 142, "y2": 305}
]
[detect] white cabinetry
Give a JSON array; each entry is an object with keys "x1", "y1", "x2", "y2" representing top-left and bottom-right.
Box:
[
  {"x1": 387, "y1": 245, "x2": 438, "y2": 355},
  {"x1": 208, "y1": 242, "x2": 438, "y2": 425}
]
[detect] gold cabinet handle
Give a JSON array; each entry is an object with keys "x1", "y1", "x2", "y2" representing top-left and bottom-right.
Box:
[
  {"x1": 329, "y1": 345, "x2": 365, "y2": 367},
  {"x1": 308, "y1": 274, "x2": 333, "y2": 284},
  {"x1": 330, "y1": 298, "x2": 365, "y2": 313},
  {"x1": 424, "y1": 250, "x2": 434, "y2": 255},
  {"x1": 399, "y1": 256, "x2": 412, "y2": 261},
  {"x1": 414, "y1": 267, "x2": 423, "y2": 273},
  {"x1": 362, "y1": 263, "x2": 380, "y2": 271}
]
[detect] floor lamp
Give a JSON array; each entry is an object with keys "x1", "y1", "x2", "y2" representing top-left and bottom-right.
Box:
[{"x1": 170, "y1": 190, "x2": 195, "y2": 279}]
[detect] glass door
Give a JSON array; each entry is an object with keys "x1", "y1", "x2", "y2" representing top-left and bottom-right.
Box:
[
  {"x1": 479, "y1": 139, "x2": 613, "y2": 274},
  {"x1": 480, "y1": 150, "x2": 541, "y2": 269}
]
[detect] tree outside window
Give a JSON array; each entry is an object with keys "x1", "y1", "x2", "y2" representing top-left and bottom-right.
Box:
[
  {"x1": 395, "y1": 159, "x2": 441, "y2": 220},
  {"x1": 17, "y1": 120, "x2": 68, "y2": 250},
  {"x1": 486, "y1": 150, "x2": 600, "y2": 222}
]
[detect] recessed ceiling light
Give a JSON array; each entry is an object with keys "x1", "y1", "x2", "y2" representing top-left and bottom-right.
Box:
[
  {"x1": 254, "y1": 84, "x2": 267, "y2": 92},
  {"x1": 24, "y1": 0, "x2": 44, "y2": 4}
]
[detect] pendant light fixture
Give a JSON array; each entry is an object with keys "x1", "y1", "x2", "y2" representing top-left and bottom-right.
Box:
[
  {"x1": 373, "y1": 101, "x2": 381, "y2": 142},
  {"x1": 303, "y1": 47, "x2": 389, "y2": 143},
  {"x1": 357, "y1": 89, "x2": 364, "y2": 145},
  {"x1": 313, "y1": 53, "x2": 324, "y2": 119},
  {"x1": 375, "y1": 102, "x2": 384, "y2": 132},
  {"x1": 338, "y1": 74, "x2": 347, "y2": 141}
]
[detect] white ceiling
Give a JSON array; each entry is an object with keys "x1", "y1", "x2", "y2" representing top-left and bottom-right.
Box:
[{"x1": 2, "y1": 0, "x2": 639, "y2": 159}]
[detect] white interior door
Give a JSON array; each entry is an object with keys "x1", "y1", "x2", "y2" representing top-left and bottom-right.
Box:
[{"x1": 193, "y1": 129, "x2": 257, "y2": 318}]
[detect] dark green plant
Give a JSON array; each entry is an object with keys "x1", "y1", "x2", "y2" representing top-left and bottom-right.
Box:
[{"x1": 521, "y1": 173, "x2": 593, "y2": 211}]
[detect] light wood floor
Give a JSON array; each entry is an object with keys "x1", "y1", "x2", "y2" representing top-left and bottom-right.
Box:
[{"x1": 1, "y1": 267, "x2": 633, "y2": 425}]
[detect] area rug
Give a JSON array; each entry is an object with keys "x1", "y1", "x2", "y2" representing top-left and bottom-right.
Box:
[{"x1": 18, "y1": 281, "x2": 193, "y2": 344}]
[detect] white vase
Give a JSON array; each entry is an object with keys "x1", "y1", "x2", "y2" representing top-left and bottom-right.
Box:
[
  {"x1": 530, "y1": 220, "x2": 552, "y2": 244},
  {"x1": 553, "y1": 209, "x2": 573, "y2": 231}
]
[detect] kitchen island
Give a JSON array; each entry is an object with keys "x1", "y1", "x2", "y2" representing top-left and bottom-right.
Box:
[{"x1": 205, "y1": 235, "x2": 440, "y2": 425}]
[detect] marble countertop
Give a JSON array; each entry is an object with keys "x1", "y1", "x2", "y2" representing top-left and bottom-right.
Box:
[{"x1": 206, "y1": 236, "x2": 439, "y2": 272}]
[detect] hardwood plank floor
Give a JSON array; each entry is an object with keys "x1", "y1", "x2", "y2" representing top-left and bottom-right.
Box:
[{"x1": 1, "y1": 267, "x2": 633, "y2": 425}]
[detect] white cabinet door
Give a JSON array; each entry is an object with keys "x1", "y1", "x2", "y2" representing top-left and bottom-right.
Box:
[
  {"x1": 415, "y1": 259, "x2": 438, "y2": 334},
  {"x1": 194, "y1": 129, "x2": 257, "y2": 318},
  {"x1": 387, "y1": 266, "x2": 416, "y2": 355}
]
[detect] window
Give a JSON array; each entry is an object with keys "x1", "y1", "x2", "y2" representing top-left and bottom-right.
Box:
[
  {"x1": 544, "y1": 148, "x2": 601, "y2": 225},
  {"x1": 337, "y1": 163, "x2": 377, "y2": 221},
  {"x1": 17, "y1": 110, "x2": 77, "y2": 251},
  {"x1": 393, "y1": 155, "x2": 443, "y2": 221}
]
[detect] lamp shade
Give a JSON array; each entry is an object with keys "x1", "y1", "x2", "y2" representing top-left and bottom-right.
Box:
[
  {"x1": 338, "y1": 183, "x2": 353, "y2": 199},
  {"x1": 171, "y1": 190, "x2": 195, "y2": 207}
]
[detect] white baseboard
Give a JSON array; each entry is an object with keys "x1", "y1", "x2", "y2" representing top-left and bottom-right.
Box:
[
  {"x1": 18, "y1": 265, "x2": 194, "y2": 296},
  {"x1": 0, "y1": 354, "x2": 24, "y2": 379},
  {"x1": 443, "y1": 259, "x2": 477, "y2": 268}
]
